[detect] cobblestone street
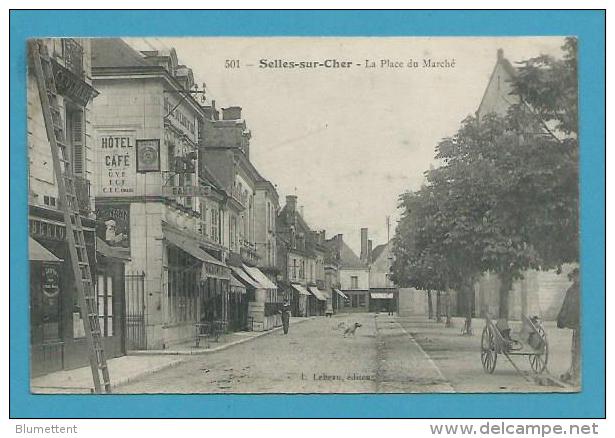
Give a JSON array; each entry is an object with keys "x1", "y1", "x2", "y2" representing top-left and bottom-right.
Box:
[{"x1": 117, "y1": 313, "x2": 453, "y2": 393}]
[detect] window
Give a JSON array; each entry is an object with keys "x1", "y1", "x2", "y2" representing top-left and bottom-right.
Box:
[
  {"x1": 210, "y1": 208, "x2": 219, "y2": 243},
  {"x1": 351, "y1": 276, "x2": 359, "y2": 289},
  {"x1": 358, "y1": 294, "x2": 366, "y2": 307},
  {"x1": 167, "y1": 246, "x2": 199, "y2": 323},
  {"x1": 300, "y1": 260, "x2": 305, "y2": 279},
  {"x1": 66, "y1": 105, "x2": 85, "y2": 175},
  {"x1": 96, "y1": 274, "x2": 114, "y2": 337},
  {"x1": 351, "y1": 294, "x2": 359, "y2": 308},
  {"x1": 291, "y1": 258, "x2": 297, "y2": 279}
]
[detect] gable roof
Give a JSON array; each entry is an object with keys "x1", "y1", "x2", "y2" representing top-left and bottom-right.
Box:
[
  {"x1": 339, "y1": 241, "x2": 367, "y2": 270},
  {"x1": 476, "y1": 49, "x2": 519, "y2": 118},
  {"x1": 370, "y1": 242, "x2": 389, "y2": 264},
  {"x1": 91, "y1": 38, "x2": 151, "y2": 69}
]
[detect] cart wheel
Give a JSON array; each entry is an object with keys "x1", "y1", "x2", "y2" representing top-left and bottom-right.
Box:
[
  {"x1": 529, "y1": 324, "x2": 549, "y2": 373},
  {"x1": 481, "y1": 324, "x2": 497, "y2": 374}
]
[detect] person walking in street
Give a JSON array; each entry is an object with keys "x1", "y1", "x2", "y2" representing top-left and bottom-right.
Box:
[
  {"x1": 280, "y1": 299, "x2": 291, "y2": 335},
  {"x1": 557, "y1": 267, "x2": 580, "y2": 384}
]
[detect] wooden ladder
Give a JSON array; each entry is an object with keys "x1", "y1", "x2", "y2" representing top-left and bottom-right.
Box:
[{"x1": 29, "y1": 39, "x2": 111, "y2": 393}]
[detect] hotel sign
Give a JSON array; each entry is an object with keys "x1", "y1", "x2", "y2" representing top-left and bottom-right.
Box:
[{"x1": 98, "y1": 132, "x2": 137, "y2": 196}]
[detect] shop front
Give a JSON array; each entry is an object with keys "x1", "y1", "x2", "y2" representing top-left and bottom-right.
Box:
[
  {"x1": 290, "y1": 283, "x2": 310, "y2": 317},
  {"x1": 308, "y1": 286, "x2": 327, "y2": 316}
]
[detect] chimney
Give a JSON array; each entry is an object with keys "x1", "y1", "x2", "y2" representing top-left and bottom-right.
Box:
[
  {"x1": 368, "y1": 239, "x2": 373, "y2": 263},
  {"x1": 299, "y1": 205, "x2": 304, "y2": 217},
  {"x1": 497, "y1": 48, "x2": 504, "y2": 61},
  {"x1": 286, "y1": 195, "x2": 297, "y2": 213},
  {"x1": 320, "y1": 230, "x2": 326, "y2": 243},
  {"x1": 360, "y1": 228, "x2": 368, "y2": 262},
  {"x1": 222, "y1": 106, "x2": 242, "y2": 120}
]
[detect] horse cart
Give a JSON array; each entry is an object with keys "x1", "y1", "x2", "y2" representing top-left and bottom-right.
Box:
[{"x1": 481, "y1": 315, "x2": 549, "y2": 375}]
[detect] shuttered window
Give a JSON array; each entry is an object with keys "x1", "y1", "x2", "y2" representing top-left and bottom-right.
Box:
[{"x1": 67, "y1": 107, "x2": 85, "y2": 175}]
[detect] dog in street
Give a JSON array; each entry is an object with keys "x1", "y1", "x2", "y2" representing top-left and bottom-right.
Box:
[{"x1": 343, "y1": 322, "x2": 362, "y2": 337}]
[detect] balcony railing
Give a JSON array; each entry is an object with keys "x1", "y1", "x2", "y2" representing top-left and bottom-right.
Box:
[{"x1": 62, "y1": 38, "x2": 84, "y2": 78}]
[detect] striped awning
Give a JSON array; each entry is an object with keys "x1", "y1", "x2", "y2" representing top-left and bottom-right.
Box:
[
  {"x1": 242, "y1": 264, "x2": 277, "y2": 289},
  {"x1": 334, "y1": 289, "x2": 349, "y2": 300},
  {"x1": 308, "y1": 287, "x2": 327, "y2": 301},
  {"x1": 230, "y1": 266, "x2": 263, "y2": 289},
  {"x1": 291, "y1": 283, "x2": 310, "y2": 296}
]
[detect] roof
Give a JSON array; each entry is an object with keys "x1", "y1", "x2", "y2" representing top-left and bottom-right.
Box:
[
  {"x1": 370, "y1": 242, "x2": 389, "y2": 264},
  {"x1": 91, "y1": 38, "x2": 150, "y2": 69},
  {"x1": 339, "y1": 241, "x2": 367, "y2": 270}
]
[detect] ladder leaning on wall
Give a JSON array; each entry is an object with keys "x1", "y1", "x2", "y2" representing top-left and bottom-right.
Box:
[{"x1": 29, "y1": 39, "x2": 111, "y2": 394}]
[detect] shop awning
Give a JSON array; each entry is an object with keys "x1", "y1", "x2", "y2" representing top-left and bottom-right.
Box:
[
  {"x1": 242, "y1": 264, "x2": 277, "y2": 290},
  {"x1": 162, "y1": 223, "x2": 230, "y2": 280},
  {"x1": 96, "y1": 237, "x2": 130, "y2": 261},
  {"x1": 231, "y1": 266, "x2": 263, "y2": 289},
  {"x1": 308, "y1": 286, "x2": 327, "y2": 301},
  {"x1": 291, "y1": 283, "x2": 310, "y2": 296},
  {"x1": 230, "y1": 274, "x2": 247, "y2": 294},
  {"x1": 370, "y1": 292, "x2": 394, "y2": 299},
  {"x1": 29, "y1": 237, "x2": 62, "y2": 262},
  {"x1": 334, "y1": 289, "x2": 349, "y2": 300}
]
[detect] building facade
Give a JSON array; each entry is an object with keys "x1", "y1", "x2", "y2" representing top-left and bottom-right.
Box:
[
  {"x1": 200, "y1": 105, "x2": 281, "y2": 331},
  {"x1": 91, "y1": 39, "x2": 235, "y2": 350},
  {"x1": 28, "y1": 38, "x2": 128, "y2": 377}
]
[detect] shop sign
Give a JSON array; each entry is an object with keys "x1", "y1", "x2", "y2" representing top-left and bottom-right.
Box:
[
  {"x1": 202, "y1": 262, "x2": 231, "y2": 280},
  {"x1": 162, "y1": 185, "x2": 211, "y2": 198},
  {"x1": 136, "y1": 139, "x2": 161, "y2": 173},
  {"x1": 95, "y1": 203, "x2": 130, "y2": 249},
  {"x1": 41, "y1": 264, "x2": 60, "y2": 298}
]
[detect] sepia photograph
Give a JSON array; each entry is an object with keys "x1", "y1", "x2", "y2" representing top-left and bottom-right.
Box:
[{"x1": 25, "y1": 35, "x2": 581, "y2": 396}]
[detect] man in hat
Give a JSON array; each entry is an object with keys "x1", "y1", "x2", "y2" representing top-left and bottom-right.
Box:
[{"x1": 557, "y1": 267, "x2": 580, "y2": 383}]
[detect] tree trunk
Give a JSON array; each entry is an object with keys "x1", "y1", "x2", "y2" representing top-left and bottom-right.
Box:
[
  {"x1": 498, "y1": 271, "x2": 513, "y2": 320},
  {"x1": 445, "y1": 291, "x2": 453, "y2": 328},
  {"x1": 436, "y1": 291, "x2": 442, "y2": 322},
  {"x1": 462, "y1": 279, "x2": 474, "y2": 335},
  {"x1": 427, "y1": 290, "x2": 433, "y2": 319}
]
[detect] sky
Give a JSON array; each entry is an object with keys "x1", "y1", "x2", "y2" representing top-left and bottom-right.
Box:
[{"x1": 126, "y1": 37, "x2": 566, "y2": 255}]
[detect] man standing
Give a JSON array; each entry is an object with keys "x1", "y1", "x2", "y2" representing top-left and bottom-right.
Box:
[
  {"x1": 557, "y1": 268, "x2": 580, "y2": 384},
  {"x1": 281, "y1": 300, "x2": 291, "y2": 335}
]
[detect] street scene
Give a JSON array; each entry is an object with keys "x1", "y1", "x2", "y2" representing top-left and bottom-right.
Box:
[{"x1": 26, "y1": 36, "x2": 580, "y2": 395}]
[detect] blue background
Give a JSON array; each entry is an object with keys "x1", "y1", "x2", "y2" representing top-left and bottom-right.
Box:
[{"x1": 9, "y1": 10, "x2": 605, "y2": 418}]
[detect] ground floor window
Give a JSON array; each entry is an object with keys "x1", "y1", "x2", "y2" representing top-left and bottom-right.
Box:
[
  {"x1": 96, "y1": 273, "x2": 114, "y2": 337},
  {"x1": 167, "y1": 246, "x2": 200, "y2": 324}
]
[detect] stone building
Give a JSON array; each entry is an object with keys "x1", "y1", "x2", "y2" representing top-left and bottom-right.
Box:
[
  {"x1": 91, "y1": 39, "x2": 233, "y2": 350},
  {"x1": 199, "y1": 104, "x2": 280, "y2": 331},
  {"x1": 28, "y1": 38, "x2": 128, "y2": 376},
  {"x1": 327, "y1": 232, "x2": 369, "y2": 313}
]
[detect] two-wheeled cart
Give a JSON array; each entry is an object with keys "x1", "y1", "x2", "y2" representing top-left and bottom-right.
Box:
[{"x1": 481, "y1": 315, "x2": 549, "y2": 375}]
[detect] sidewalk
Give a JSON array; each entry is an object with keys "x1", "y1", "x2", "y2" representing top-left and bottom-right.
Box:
[
  {"x1": 31, "y1": 317, "x2": 314, "y2": 394},
  {"x1": 395, "y1": 315, "x2": 578, "y2": 393}
]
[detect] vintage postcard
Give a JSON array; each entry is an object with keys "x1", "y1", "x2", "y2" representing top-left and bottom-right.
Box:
[{"x1": 25, "y1": 35, "x2": 582, "y2": 396}]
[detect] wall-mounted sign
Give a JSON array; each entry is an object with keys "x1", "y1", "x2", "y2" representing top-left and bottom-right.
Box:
[
  {"x1": 162, "y1": 185, "x2": 211, "y2": 198},
  {"x1": 98, "y1": 132, "x2": 136, "y2": 196},
  {"x1": 137, "y1": 139, "x2": 161, "y2": 173},
  {"x1": 95, "y1": 202, "x2": 130, "y2": 249},
  {"x1": 41, "y1": 264, "x2": 60, "y2": 298}
]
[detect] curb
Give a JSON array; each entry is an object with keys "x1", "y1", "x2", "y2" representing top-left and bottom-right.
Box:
[{"x1": 128, "y1": 317, "x2": 316, "y2": 356}]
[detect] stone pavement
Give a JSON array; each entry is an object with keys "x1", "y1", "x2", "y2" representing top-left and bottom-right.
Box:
[
  {"x1": 30, "y1": 317, "x2": 312, "y2": 394},
  {"x1": 117, "y1": 312, "x2": 454, "y2": 394}
]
